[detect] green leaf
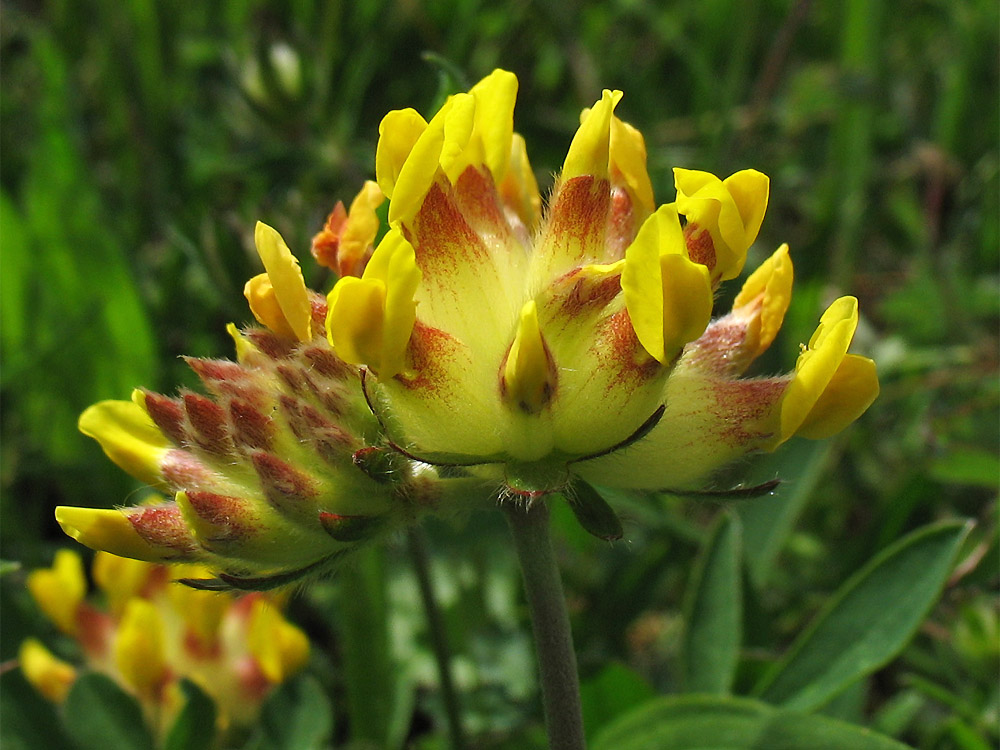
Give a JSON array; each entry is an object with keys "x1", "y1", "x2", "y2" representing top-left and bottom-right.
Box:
[
  {"x1": 164, "y1": 679, "x2": 217, "y2": 750},
  {"x1": 63, "y1": 673, "x2": 155, "y2": 750},
  {"x1": 591, "y1": 695, "x2": 912, "y2": 750},
  {"x1": 0, "y1": 669, "x2": 74, "y2": 750},
  {"x1": 754, "y1": 520, "x2": 972, "y2": 711},
  {"x1": 739, "y1": 441, "x2": 830, "y2": 589},
  {"x1": 580, "y1": 663, "x2": 655, "y2": 741},
  {"x1": 259, "y1": 674, "x2": 333, "y2": 750},
  {"x1": 682, "y1": 511, "x2": 742, "y2": 694}
]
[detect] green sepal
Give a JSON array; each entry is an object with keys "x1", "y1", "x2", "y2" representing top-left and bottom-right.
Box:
[{"x1": 567, "y1": 479, "x2": 624, "y2": 541}]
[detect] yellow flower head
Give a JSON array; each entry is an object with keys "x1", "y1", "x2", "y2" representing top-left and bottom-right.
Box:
[{"x1": 58, "y1": 69, "x2": 877, "y2": 575}]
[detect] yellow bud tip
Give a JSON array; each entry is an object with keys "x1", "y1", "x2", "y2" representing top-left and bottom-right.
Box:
[
  {"x1": 775, "y1": 296, "x2": 878, "y2": 445},
  {"x1": 733, "y1": 243, "x2": 794, "y2": 357},
  {"x1": 55, "y1": 506, "x2": 171, "y2": 563},
  {"x1": 502, "y1": 300, "x2": 556, "y2": 414},
  {"x1": 563, "y1": 89, "x2": 623, "y2": 181},
  {"x1": 78, "y1": 400, "x2": 168, "y2": 487},
  {"x1": 252, "y1": 221, "x2": 312, "y2": 342},
  {"x1": 19, "y1": 639, "x2": 76, "y2": 703}
]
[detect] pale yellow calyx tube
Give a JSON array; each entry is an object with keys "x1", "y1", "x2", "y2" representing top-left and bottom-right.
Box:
[{"x1": 502, "y1": 300, "x2": 556, "y2": 414}]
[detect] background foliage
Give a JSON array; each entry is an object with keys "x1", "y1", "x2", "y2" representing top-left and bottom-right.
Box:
[{"x1": 2, "y1": 1, "x2": 997, "y2": 748}]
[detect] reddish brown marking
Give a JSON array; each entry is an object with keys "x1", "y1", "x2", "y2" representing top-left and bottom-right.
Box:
[
  {"x1": 712, "y1": 378, "x2": 786, "y2": 446},
  {"x1": 186, "y1": 357, "x2": 245, "y2": 384},
  {"x1": 684, "y1": 223, "x2": 716, "y2": 272},
  {"x1": 276, "y1": 364, "x2": 306, "y2": 394},
  {"x1": 161, "y1": 450, "x2": 213, "y2": 489},
  {"x1": 452, "y1": 166, "x2": 513, "y2": 240},
  {"x1": 184, "y1": 490, "x2": 256, "y2": 542},
  {"x1": 184, "y1": 394, "x2": 232, "y2": 454},
  {"x1": 246, "y1": 329, "x2": 296, "y2": 359},
  {"x1": 554, "y1": 268, "x2": 622, "y2": 320},
  {"x1": 142, "y1": 391, "x2": 188, "y2": 445},
  {"x1": 229, "y1": 399, "x2": 274, "y2": 451},
  {"x1": 184, "y1": 358, "x2": 266, "y2": 405},
  {"x1": 396, "y1": 322, "x2": 463, "y2": 395},
  {"x1": 684, "y1": 317, "x2": 755, "y2": 376},
  {"x1": 411, "y1": 182, "x2": 490, "y2": 275},
  {"x1": 127, "y1": 504, "x2": 197, "y2": 553},
  {"x1": 301, "y1": 345, "x2": 352, "y2": 380},
  {"x1": 603, "y1": 310, "x2": 660, "y2": 383},
  {"x1": 606, "y1": 186, "x2": 637, "y2": 259},
  {"x1": 545, "y1": 176, "x2": 611, "y2": 261},
  {"x1": 308, "y1": 292, "x2": 329, "y2": 330},
  {"x1": 251, "y1": 451, "x2": 318, "y2": 502}
]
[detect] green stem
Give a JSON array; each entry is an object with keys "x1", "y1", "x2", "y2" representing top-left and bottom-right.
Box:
[
  {"x1": 406, "y1": 527, "x2": 468, "y2": 750},
  {"x1": 504, "y1": 501, "x2": 586, "y2": 750}
]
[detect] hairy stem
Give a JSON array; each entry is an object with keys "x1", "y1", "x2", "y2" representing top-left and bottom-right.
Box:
[
  {"x1": 504, "y1": 501, "x2": 586, "y2": 750},
  {"x1": 407, "y1": 527, "x2": 467, "y2": 750}
]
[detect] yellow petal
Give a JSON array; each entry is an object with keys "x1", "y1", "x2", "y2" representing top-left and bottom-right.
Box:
[
  {"x1": 375, "y1": 108, "x2": 427, "y2": 198},
  {"x1": 244, "y1": 273, "x2": 298, "y2": 339},
  {"x1": 778, "y1": 296, "x2": 861, "y2": 444},
  {"x1": 92, "y1": 552, "x2": 154, "y2": 617},
  {"x1": 733, "y1": 243, "x2": 793, "y2": 357},
  {"x1": 502, "y1": 301, "x2": 556, "y2": 414},
  {"x1": 19, "y1": 639, "x2": 76, "y2": 703},
  {"x1": 499, "y1": 132, "x2": 541, "y2": 230},
  {"x1": 795, "y1": 354, "x2": 879, "y2": 439},
  {"x1": 622, "y1": 205, "x2": 713, "y2": 363},
  {"x1": 389, "y1": 94, "x2": 474, "y2": 226},
  {"x1": 674, "y1": 168, "x2": 769, "y2": 282},
  {"x1": 562, "y1": 89, "x2": 623, "y2": 180},
  {"x1": 116, "y1": 599, "x2": 167, "y2": 698},
  {"x1": 55, "y1": 506, "x2": 176, "y2": 562},
  {"x1": 27, "y1": 550, "x2": 86, "y2": 635},
  {"x1": 326, "y1": 229, "x2": 420, "y2": 378},
  {"x1": 247, "y1": 599, "x2": 309, "y2": 683},
  {"x1": 447, "y1": 68, "x2": 518, "y2": 182},
  {"x1": 610, "y1": 115, "x2": 654, "y2": 215},
  {"x1": 252, "y1": 222, "x2": 312, "y2": 342},
  {"x1": 79, "y1": 400, "x2": 169, "y2": 487},
  {"x1": 326, "y1": 276, "x2": 386, "y2": 369}
]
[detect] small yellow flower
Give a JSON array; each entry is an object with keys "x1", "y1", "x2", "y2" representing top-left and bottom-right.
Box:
[{"x1": 57, "y1": 69, "x2": 877, "y2": 575}]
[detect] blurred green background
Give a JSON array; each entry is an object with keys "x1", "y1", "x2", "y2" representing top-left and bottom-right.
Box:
[{"x1": 2, "y1": 1, "x2": 997, "y2": 748}]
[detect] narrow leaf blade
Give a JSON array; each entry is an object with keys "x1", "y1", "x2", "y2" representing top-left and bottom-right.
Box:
[
  {"x1": 682, "y1": 511, "x2": 742, "y2": 694},
  {"x1": 755, "y1": 520, "x2": 971, "y2": 711}
]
